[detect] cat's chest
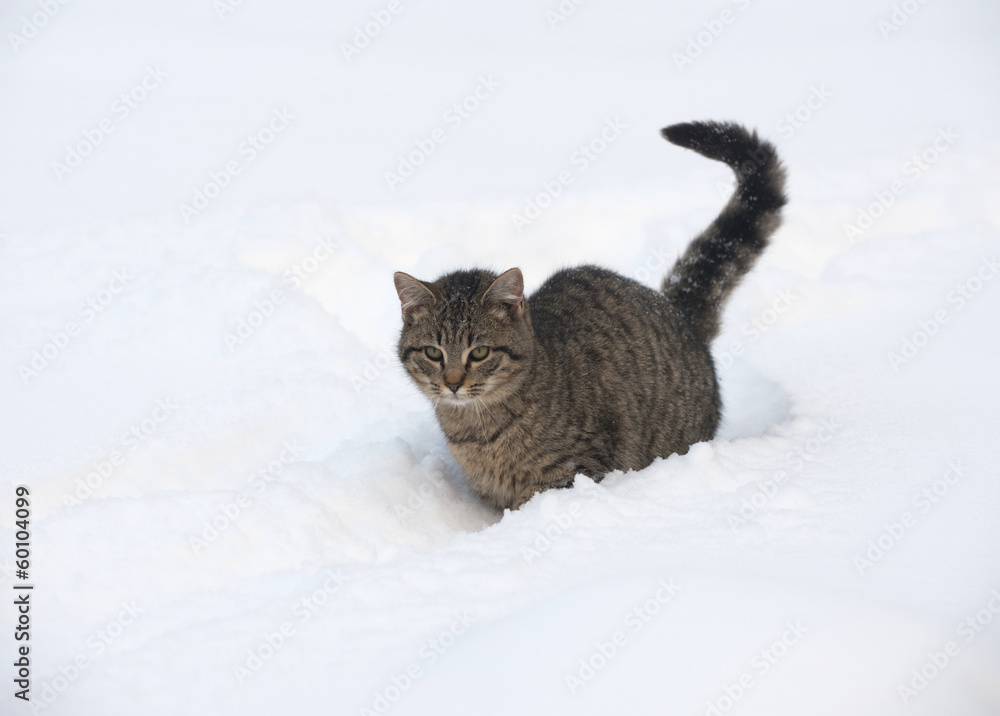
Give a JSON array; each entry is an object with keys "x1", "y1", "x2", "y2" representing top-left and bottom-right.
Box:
[
  {"x1": 442, "y1": 414, "x2": 541, "y2": 478},
  {"x1": 445, "y1": 421, "x2": 527, "y2": 468}
]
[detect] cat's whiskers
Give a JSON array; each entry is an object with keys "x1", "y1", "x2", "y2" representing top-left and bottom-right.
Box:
[
  {"x1": 477, "y1": 398, "x2": 501, "y2": 429},
  {"x1": 471, "y1": 398, "x2": 489, "y2": 443}
]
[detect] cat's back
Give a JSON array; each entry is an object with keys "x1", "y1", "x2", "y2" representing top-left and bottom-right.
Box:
[
  {"x1": 527, "y1": 265, "x2": 696, "y2": 347},
  {"x1": 525, "y1": 264, "x2": 719, "y2": 464}
]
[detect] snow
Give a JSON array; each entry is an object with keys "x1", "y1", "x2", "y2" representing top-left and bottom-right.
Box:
[{"x1": 2, "y1": 0, "x2": 999, "y2": 714}]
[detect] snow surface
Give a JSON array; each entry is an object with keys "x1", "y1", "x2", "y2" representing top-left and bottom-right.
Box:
[{"x1": 2, "y1": 0, "x2": 999, "y2": 714}]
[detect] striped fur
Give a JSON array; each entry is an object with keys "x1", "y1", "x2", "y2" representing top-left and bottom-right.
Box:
[{"x1": 394, "y1": 121, "x2": 786, "y2": 510}]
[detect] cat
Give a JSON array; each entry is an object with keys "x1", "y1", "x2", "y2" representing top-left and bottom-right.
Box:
[{"x1": 393, "y1": 121, "x2": 787, "y2": 510}]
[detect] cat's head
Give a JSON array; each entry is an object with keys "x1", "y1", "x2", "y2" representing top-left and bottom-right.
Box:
[{"x1": 393, "y1": 268, "x2": 534, "y2": 407}]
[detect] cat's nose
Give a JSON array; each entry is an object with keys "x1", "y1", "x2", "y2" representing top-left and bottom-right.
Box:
[{"x1": 444, "y1": 370, "x2": 464, "y2": 393}]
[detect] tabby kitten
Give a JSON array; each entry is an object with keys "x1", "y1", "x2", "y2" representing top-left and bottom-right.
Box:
[{"x1": 394, "y1": 121, "x2": 787, "y2": 510}]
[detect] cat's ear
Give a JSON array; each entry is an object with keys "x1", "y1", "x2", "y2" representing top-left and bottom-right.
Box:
[
  {"x1": 394, "y1": 272, "x2": 435, "y2": 319},
  {"x1": 483, "y1": 268, "x2": 524, "y2": 316}
]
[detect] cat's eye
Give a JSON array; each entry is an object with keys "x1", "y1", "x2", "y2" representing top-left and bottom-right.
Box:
[
  {"x1": 424, "y1": 346, "x2": 443, "y2": 361},
  {"x1": 469, "y1": 346, "x2": 490, "y2": 361}
]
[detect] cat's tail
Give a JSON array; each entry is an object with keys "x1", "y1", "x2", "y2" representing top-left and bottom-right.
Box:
[{"x1": 659, "y1": 121, "x2": 787, "y2": 344}]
